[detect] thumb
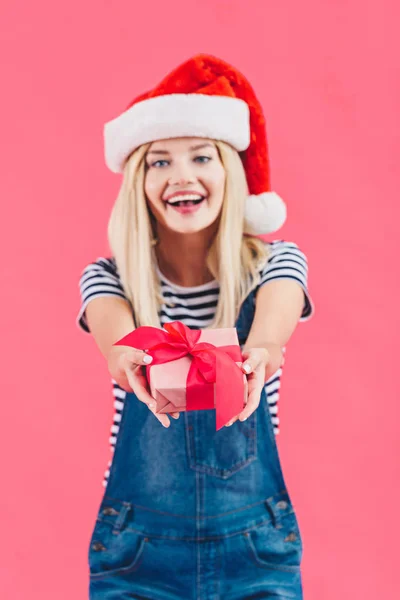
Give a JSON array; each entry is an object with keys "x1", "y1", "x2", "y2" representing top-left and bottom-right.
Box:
[
  {"x1": 125, "y1": 349, "x2": 153, "y2": 367},
  {"x1": 241, "y1": 348, "x2": 267, "y2": 374}
]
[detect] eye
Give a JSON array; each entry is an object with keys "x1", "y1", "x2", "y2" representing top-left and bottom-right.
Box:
[
  {"x1": 194, "y1": 155, "x2": 212, "y2": 164},
  {"x1": 149, "y1": 159, "x2": 170, "y2": 168}
]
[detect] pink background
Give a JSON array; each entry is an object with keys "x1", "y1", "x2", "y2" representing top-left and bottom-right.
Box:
[{"x1": 1, "y1": 1, "x2": 398, "y2": 598}]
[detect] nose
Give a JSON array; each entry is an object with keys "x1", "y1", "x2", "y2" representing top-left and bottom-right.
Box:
[
  {"x1": 168, "y1": 163, "x2": 197, "y2": 187},
  {"x1": 168, "y1": 176, "x2": 196, "y2": 186}
]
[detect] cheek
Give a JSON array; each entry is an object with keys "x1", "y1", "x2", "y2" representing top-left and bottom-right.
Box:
[
  {"x1": 144, "y1": 172, "x2": 159, "y2": 201},
  {"x1": 146, "y1": 196, "x2": 165, "y2": 223},
  {"x1": 144, "y1": 174, "x2": 164, "y2": 218},
  {"x1": 146, "y1": 197, "x2": 158, "y2": 218},
  {"x1": 209, "y1": 165, "x2": 226, "y2": 201}
]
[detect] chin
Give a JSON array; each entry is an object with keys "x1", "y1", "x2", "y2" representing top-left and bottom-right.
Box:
[
  {"x1": 169, "y1": 226, "x2": 207, "y2": 235},
  {"x1": 167, "y1": 220, "x2": 217, "y2": 235}
]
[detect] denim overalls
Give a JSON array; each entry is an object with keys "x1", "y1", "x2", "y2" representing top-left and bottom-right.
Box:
[{"x1": 88, "y1": 289, "x2": 304, "y2": 599}]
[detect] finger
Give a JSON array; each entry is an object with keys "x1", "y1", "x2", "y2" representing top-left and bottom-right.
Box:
[
  {"x1": 124, "y1": 349, "x2": 153, "y2": 367},
  {"x1": 147, "y1": 403, "x2": 171, "y2": 428},
  {"x1": 124, "y1": 364, "x2": 170, "y2": 428},
  {"x1": 241, "y1": 354, "x2": 259, "y2": 375},
  {"x1": 241, "y1": 349, "x2": 268, "y2": 375},
  {"x1": 225, "y1": 375, "x2": 250, "y2": 426},
  {"x1": 238, "y1": 387, "x2": 262, "y2": 421},
  {"x1": 124, "y1": 367, "x2": 171, "y2": 426},
  {"x1": 124, "y1": 367, "x2": 155, "y2": 406},
  {"x1": 131, "y1": 382, "x2": 170, "y2": 428},
  {"x1": 170, "y1": 412, "x2": 180, "y2": 419}
]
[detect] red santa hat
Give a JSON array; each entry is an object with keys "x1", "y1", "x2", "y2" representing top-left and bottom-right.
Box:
[{"x1": 104, "y1": 54, "x2": 287, "y2": 235}]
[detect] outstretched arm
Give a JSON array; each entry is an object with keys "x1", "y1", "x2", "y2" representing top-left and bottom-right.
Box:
[{"x1": 227, "y1": 279, "x2": 306, "y2": 426}]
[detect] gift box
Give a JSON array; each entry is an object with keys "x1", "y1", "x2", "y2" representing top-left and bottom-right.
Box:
[
  {"x1": 114, "y1": 321, "x2": 248, "y2": 430},
  {"x1": 148, "y1": 327, "x2": 247, "y2": 414}
]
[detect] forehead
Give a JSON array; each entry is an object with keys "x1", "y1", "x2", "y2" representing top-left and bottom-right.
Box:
[{"x1": 147, "y1": 137, "x2": 217, "y2": 153}]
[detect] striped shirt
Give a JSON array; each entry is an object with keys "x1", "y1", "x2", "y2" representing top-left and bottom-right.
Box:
[{"x1": 77, "y1": 240, "x2": 313, "y2": 487}]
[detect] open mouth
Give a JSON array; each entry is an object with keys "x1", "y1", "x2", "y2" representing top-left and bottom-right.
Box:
[{"x1": 165, "y1": 194, "x2": 206, "y2": 208}]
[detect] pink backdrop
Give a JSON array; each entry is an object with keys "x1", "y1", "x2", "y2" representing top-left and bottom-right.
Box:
[{"x1": 1, "y1": 1, "x2": 398, "y2": 598}]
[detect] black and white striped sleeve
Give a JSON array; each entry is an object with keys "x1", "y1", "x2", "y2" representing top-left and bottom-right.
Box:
[
  {"x1": 259, "y1": 240, "x2": 314, "y2": 321},
  {"x1": 76, "y1": 257, "x2": 129, "y2": 333}
]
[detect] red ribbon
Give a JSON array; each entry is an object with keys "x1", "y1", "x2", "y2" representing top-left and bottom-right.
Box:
[{"x1": 114, "y1": 321, "x2": 245, "y2": 430}]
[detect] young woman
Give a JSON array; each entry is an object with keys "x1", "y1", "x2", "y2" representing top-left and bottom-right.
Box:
[{"x1": 77, "y1": 55, "x2": 314, "y2": 600}]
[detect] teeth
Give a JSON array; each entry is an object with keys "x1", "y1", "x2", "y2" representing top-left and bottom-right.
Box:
[{"x1": 167, "y1": 194, "x2": 204, "y2": 205}]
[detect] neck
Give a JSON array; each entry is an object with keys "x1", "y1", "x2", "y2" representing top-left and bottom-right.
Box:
[{"x1": 154, "y1": 225, "x2": 218, "y2": 287}]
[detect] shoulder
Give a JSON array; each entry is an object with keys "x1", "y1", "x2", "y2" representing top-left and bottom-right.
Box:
[
  {"x1": 263, "y1": 239, "x2": 309, "y2": 264},
  {"x1": 78, "y1": 256, "x2": 124, "y2": 294},
  {"x1": 79, "y1": 256, "x2": 118, "y2": 279},
  {"x1": 82, "y1": 256, "x2": 118, "y2": 275},
  {"x1": 77, "y1": 256, "x2": 126, "y2": 332},
  {"x1": 256, "y1": 239, "x2": 314, "y2": 320},
  {"x1": 257, "y1": 239, "x2": 310, "y2": 287}
]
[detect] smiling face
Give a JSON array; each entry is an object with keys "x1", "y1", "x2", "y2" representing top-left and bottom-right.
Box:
[{"x1": 144, "y1": 137, "x2": 226, "y2": 235}]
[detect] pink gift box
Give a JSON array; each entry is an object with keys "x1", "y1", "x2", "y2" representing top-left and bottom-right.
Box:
[{"x1": 146, "y1": 328, "x2": 248, "y2": 414}]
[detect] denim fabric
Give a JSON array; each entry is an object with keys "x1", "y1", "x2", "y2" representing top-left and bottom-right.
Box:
[{"x1": 88, "y1": 289, "x2": 304, "y2": 599}]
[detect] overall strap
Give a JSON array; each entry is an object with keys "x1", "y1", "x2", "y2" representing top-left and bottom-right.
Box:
[{"x1": 235, "y1": 288, "x2": 257, "y2": 347}]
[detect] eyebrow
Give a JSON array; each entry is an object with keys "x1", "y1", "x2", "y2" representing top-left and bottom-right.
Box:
[{"x1": 146, "y1": 142, "x2": 215, "y2": 156}]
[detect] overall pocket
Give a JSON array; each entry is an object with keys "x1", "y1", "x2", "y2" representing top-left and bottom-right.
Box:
[
  {"x1": 243, "y1": 510, "x2": 303, "y2": 573},
  {"x1": 88, "y1": 518, "x2": 149, "y2": 580},
  {"x1": 185, "y1": 407, "x2": 257, "y2": 478}
]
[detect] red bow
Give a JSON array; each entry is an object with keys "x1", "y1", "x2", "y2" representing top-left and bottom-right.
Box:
[{"x1": 114, "y1": 321, "x2": 245, "y2": 430}]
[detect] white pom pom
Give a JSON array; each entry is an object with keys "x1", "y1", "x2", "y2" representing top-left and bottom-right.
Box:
[{"x1": 244, "y1": 191, "x2": 287, "y2": 235}]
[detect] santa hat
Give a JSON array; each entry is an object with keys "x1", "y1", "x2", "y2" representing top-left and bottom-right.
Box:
[{"x1": 104, "y1": 54, "x2": 287, "y2": 235}]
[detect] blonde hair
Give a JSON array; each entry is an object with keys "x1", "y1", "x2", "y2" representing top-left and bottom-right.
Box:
[{"x1": 107, "y1": 140, "x2": 269, "y2": 328}]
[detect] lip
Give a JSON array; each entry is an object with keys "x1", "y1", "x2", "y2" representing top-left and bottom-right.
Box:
[
  {"x1": 163, "y1": 190, "x2": 205, "y2": 202},
  {"x1": 168, "y1": 202, "x2": 204, "y2": 215}
]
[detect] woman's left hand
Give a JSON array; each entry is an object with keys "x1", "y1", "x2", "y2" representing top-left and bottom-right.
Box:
[{"x1": 225, "y1": 345, "x2": 283, "y2": 427}]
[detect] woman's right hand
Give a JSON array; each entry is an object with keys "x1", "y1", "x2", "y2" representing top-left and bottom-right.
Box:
[{"x1": 107, "y1": 345, "x2": 180, "y2": 428}]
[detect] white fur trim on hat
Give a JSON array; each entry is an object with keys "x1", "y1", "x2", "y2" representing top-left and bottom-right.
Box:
[
  {"x1": 244, "y1": 192, "x2": 287, "y2": 235},
  {"x1": 104, "y1": 94, "x2": 251, "y2": 173}
]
